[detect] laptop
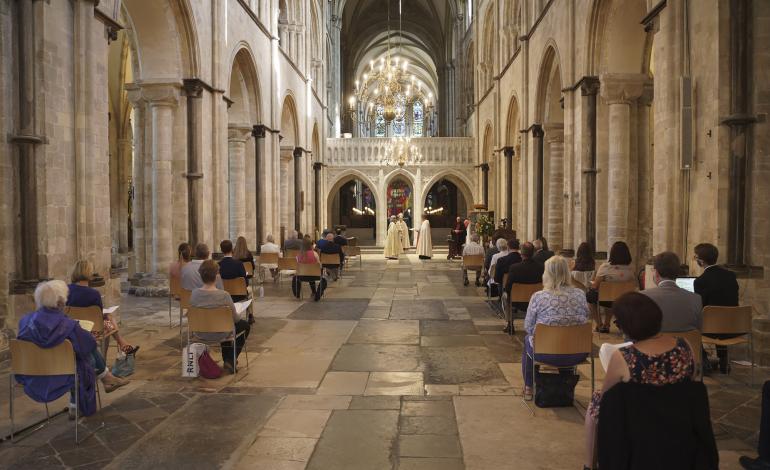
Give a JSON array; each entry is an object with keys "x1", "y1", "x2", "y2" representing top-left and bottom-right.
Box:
[{"x1": 675, "y1": 277, "x2": 696, "y2": 293}]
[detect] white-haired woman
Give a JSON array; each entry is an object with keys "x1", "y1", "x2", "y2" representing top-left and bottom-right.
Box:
[
  {"x1": 15, "y1": 280, "x2": 128, "y2": 418},
  {"x1": 521, "y1": 256, "x2": 589, "y2": 400}
]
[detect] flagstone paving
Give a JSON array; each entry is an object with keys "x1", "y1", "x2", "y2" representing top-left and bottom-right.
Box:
[{"x1": 0, "y1": 252, "x2": 764, "y2": 469}]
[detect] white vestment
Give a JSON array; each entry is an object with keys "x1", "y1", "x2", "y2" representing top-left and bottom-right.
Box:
[
  {"x1": 396, "y1": 220, "x2": 409, "y2": 250},
  {"x1": 416, "y1": 219, "x2": 433, "y2": 258},
  {"x1": 384, "y1": 221, "x2": 403, "y2": 258}
]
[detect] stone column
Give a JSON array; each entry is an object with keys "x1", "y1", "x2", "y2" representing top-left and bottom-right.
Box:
[
  {"x1": 601, "y1": 74, "x2": 646, "y2": 248},
  {"x1": 503, "y1": 147, "x2": 514, "y2": 225},
  {"x1": 117, "y1": 138, "x2": 133, "y2": 253},
  {"x1": 293, "y1": 148, "x2": 303, "y2": 232},
  {"x1": 637, "y1": 85, "x2": 654, "y2": 262},
  {"x1": 147, "y1": 89, "x2": 178, "y2": 272},
  {"x1": 228, "y1": 125, "x2": 251, "y2": 240},
  {"x1": 252, "y1": 125, "x2": 267, "y2": 250},
  {"x1": 545, "y1": 123, "x2": 564, "y2": 249},
  {"x1": 313, "y1": 162, "x2": 322, "y2": 236},
  {"x1": 182, "y1": 79, "x2": 204, "y2": 247},
  {"x1": 126, "y1": 88, "x2": 146, "y2": 271},
  {"x1": 532, "y1": 124, "x2": 545, "y2": 238},
  {"x1": 580, "y1": 77, "x2": 600, "y2": 251},
  {"x1": 479, "y1": 163, "x2": 490, "y2": 208}
]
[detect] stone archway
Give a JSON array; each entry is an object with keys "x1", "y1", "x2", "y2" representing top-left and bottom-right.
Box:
[
  {"x1": 326, "y1": 171, "x2": 380, "y2": 245},
  {"x1": 279, "y1": 95, "x2": 300, "y2": 235}
]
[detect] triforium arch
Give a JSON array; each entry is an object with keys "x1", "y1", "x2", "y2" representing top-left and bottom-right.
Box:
[
  {"x1": 227, "y1": 46, "x2": 262, "y2": 244},
  {"x1": 534, "y1": 44, "x2": 565, "y2": 249}
]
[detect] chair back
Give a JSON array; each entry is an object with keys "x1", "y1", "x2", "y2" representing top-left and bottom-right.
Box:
[
  {"x1": 187, "y1": 307, "x2": 234, "y2": 334},
  {"x1": 297, "y1": 263, "x2": 322, "y2": 277},
  {"x1": 64, "y1": 306, "x2": 104, "y2": 333},
  {"x1": 509, "y1": 283, "x2": 543, "y2": 303},
  {"x1": 701, "y1": 305, "x2": 752, "y2": 335},
  {"x1": 533, "y1": 323, "x2": 593, "y2": 355},
  {"x1": 598, "y1": 280, "x2": 637, "y2": 302},
  {"x1": 178, "y1": 288, "x2": 192, "y2": 309},
  {"x1": 343, "y1": 246, "x2": 361, "y2": 256},
  {"x1": 284, "y1": 249, "x2": 299, "y2": 260},
  {"x1": 320, "y1": 253, "x2": 341, "y2": 265},
  {"x1": 222, "y1": 277, "x2": 248, "y2": 296},
  {"x1": 463, "y1": 254, "x2": 483, "y2": 269},
  {"x1": 259, "y1": 252, "x2": 280, "y2": 265},
  {"x1": 169, "y1": 275, "x2": 182, "y2": 298},
  {"x1": 243, "y1": 262, "x2": 254, "y2": 276},
  {"x1": 660, "y1": 330, "x2": 702, "y2": 370},
  {"x1": 10, "y1": 339, "x2": 76, "y2": 376},
  {"x1": 278, "y1": 257, "x2": 298, "y2": 271},
  {"x1": 572, "y1": 279, "x2": 588, "y2": 291}
]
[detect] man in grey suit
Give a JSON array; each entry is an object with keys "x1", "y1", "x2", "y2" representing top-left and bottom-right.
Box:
[
  {"x1": 283, "y1": 230, "x2": 303, "y2": 252},
  {"x1": 642, "y1": 251, "x2": 702, "y2": 332}
]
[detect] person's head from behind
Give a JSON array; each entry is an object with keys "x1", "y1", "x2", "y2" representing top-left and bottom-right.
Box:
[
  {"x1": 266, "y1": 234, "x2": 275, "y2": 244},
  {"x1": 302, "y1": 237, "x2": 313, "y2": 251},
  {"x1": 613, "y1": 292, "x2": 662, "y2": 341},
  {"x1": 694, "y1": 243, "x2": 718, "y2": 268},
  {"x1": 456, "y1": 216, "x2": 461, "y2": 223},
  {"x1": 495, "y1": 238, "x2": 508, "y2": 252},
  {"x1": 538, "y1": 237, "x2": 549, "y2": 251},
  {"x1": 520, "y1": 242, "x2": 535, "y2": 259},
  {"x1": 508, "y1": 238, "x2": 520, "y2": 251},
  {"x1": 608, "y1": 241, "x2": 632, "y2": 266},
  {"x1": 470, "y1": 233, "x2": 480, "y2": 244},
  {"x1": 198, "y1": 259, "x2": 219, "y2": 285},
  {"x1": 70, "y1": 260, "x2": 94, "y2": 284},
  {"x1": 325, "y1": 233, "x2": 334, "y2": 242},
  {"x1": 576, "y1": 242, "x2": 593, "y2": 262},
  {"x1": 533, "y1": 238, "x2": 543, "y2": 251},
  {"x1": 653, "y1": 251, "x2": 682, "y2": 283},
  {"x1": 220, "y1": 239, "x2": 234, "y2": 255},
  {"x1": 336, "y1": 228, "x2": 343, "y2": 236},
  {"x1": 178, "y1": 243, "x2": 192, "y2": 262},
  {"x1": 194, "y1": 243, "x2": 210, "y2": 260},
  {"x1": 34, "y1": 280, "x2": 69, "y2": 311},
  {"x1": 234, "y1": 237, "x2": 250, "y2": 259},
  {"x1": 543, "y1": 256, "x2": 570, "y2": 291},
  {"x1": 288, "y1": 230, "x2": 298, "y2": 240}
]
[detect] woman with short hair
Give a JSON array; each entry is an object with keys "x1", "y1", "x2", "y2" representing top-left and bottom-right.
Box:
[
  {"x1": 521, "y1": 256, "x2": 590, "y2": 400},
  {"x1": 571, "y1": 242, "x2": 596, "y2": 290},
  {"x1": 189, "y1": 260, "x2": 250, "y2": 374},
  {"x1": 67, "y1": 260, "x2": 138, "y2": 356},
  {"x1": 583, "y1": 292, "x2": 695, "y2": 469},
  {"x1": 588, "y1": 241, "x2": 635, "y2": 333}
]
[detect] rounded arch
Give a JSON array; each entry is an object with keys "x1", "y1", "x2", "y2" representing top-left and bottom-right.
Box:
[
  {"x1": 228, "y1": 44, "x2": 262, "y2": 124},
  {"x1": 422, "y1": 170, "x2": 475, "y2": 216},
  {"x1": 586, "y1": 0, "x2": 649, "y2": 75},
  {"x1": 534, "y1": 43, "x2": 564, "y2": 123},
  {"x1": 280, "y1": 93, "x2": 299, "y2": 147}
]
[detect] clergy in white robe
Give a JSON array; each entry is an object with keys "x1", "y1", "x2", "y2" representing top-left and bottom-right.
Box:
[
  {"x1": 415, "y1": 219, "x2": 432, "y2": 259},
  {"x1": 396, "y1": 214, "x2": 409, "y2": 251},
  {"x1": 384, "y1": 216, "x2": 403, "y2": 259}
]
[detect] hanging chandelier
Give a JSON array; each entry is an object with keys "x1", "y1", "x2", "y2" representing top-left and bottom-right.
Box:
[
  {"x1": 381, "y1": 136, "x2": 421, "y2": 167},
  {"x1": 348, "y1": 0, "x2": 434, "y2": 125}
]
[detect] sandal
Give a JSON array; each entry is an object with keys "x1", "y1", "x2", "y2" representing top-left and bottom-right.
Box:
[{"x1": 122, "y1": 345, "x2": 140, "y2": 356}]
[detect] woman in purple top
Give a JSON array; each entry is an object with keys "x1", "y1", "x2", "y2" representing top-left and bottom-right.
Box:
[
  {"x1": 16, "y1": 281, "x2": 128, "y2": 418},
  {"x1": 67, "y1": 260, "x2": 139, "y2": 355}
]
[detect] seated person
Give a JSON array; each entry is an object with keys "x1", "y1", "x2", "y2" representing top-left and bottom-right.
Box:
[
  {"x1": 740, "y1": 381, "x2": 770, "y2": 470},
  {"x1": 583, "y1": 292, "x2": 695, "y2": 469},
  {"x1": 284, "y1": 229, "x2": 303, "y2": 252},
  {"x1": 190, "y1": 260, "x2": 250, "y2": 374},
  {"x1": 503, "y1": 242, "x2": 545, "y2": 334},
  {"x1": 494, "y1": 239, "x2": 522, "y2": 286},
  {"x1": 642, "y1": 251, "x2": 702, "y2": 332},
  {"x1": 588, "y1": 241, "x2": 635, "y2": 333},
  {"x1": 67, "y1": 260, "x2": 138, "y2": 356},
  {"x1": 694, "y1": 242, "x2": 740, "y2": 374},
  {"x1": 334, "y1": 228, "x2": 348, "y2": 269},
  {"x1": 487, "y1": 238, "x2": 510, "y2": 293},
  {"x1": 293, "y1": 237, "x2": 326, "y2": 301},
  {"x1": 17, "y1": 281, "x2": 128, "y2": 419},
  {"x1": 482, "y1": 235, "x2": 501, "y2": 284},
  {"x1": 169, "y1": 242, "x2": 192, "y2": 285},
  {"x1": 259, "y1": 234, "x2": 281, "y2": 282},
  {"x1": 462, "y1": 233, "x2": 486, "y2": 286},
  {"x1": 218, "y1": 239, "x2": 249, "y2": 302},
  {"x1": 532, "y1": 237, "x2": 555, "y2": 264},
  {"x1": 316, "y1": 232, "x2": 342, "y2": 281},
  {"x1": 521, "y1": 256, "x2": 588, "y2": 400},
  {"x1": 181, "y1": 243, "x2": 223, "y2": 291},
  {"x1": 234, "y1": 236, "x2": 255, "y2": 277},
  {"x1": 570, "y1": 242, "x2": 596, "y2": 290}
]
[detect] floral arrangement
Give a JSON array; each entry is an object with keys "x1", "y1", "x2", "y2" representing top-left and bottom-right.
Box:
[{"x1": 475, "y1": 214, "x2": 495, "y2": 238}]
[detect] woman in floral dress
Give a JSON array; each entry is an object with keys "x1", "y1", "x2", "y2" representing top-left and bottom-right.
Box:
[{"x1": 583, "y1": 292, "x2": 695, "y2": 470}]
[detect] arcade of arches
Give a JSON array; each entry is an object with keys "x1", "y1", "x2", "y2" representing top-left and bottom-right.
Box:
[{"x1": 1, "y1": 0, "x2": 769, "y2": 468}]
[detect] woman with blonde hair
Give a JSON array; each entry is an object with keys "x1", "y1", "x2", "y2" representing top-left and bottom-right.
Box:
[
  {"x1": 67, "y1": 260, "x2": 138, "y2": 356},
  {"x1": 521, "y1": 255, "x2": 589, "y2": 400}
]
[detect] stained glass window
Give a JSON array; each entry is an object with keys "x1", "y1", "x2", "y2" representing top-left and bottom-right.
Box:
[
  {"x1": 375, "y1": 105, "x2": 385, "y2": 137},
  {"x1": 413, "y1": 101, "x2": 424, "y2": 137}
]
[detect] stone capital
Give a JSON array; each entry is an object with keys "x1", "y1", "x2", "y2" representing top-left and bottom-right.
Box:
[
  {"x1": 228, "y1": 123, "x2": 252, "y2": 142},
  {"x1": 125, "y1": 81, "x2": 180, "y2": 108},
  {"x1": 599, "y1": 73, "x2": 649, "y2": 105},
  {"x1": 579, "y1": 76, "x2": 600, "y2": 96},
  {"x1": 544, "y1": 123, "x2": 564, "y2": 143}
]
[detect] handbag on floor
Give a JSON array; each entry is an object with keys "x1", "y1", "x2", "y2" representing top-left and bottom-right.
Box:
[
  {"x1": 198, "y1": 349, "x2": 223, "y2": 379},
  {"x1": 534, "y1": 369, "x2": 580, "y2": 408},
  {"x1": 111, "y1": 351, "x2": 135, "y2": 377},
  {"x1": 182, "y1": 342, "x2": 207, "y2": 377}
]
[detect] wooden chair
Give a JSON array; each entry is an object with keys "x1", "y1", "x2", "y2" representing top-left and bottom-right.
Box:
[
  {"x1": 661, "y1": 330, "x2": 703, "y2": 380},
  {"x1": 507, "y1": 283, "x2": 543, "y2": 330},
  {"x1": 257, "y1": 252, "x2": 280, "y2": 284},
  {"x1": 487, "y1": 264, "x2": 496, "y2": 300},
  {"x1": 701, "y1": 305, "x2": 754, "y2": 382},
  {"x1": 296, "y1": 263, "x2": 322, "y2": 299},
  {"x1": 9, "y1": 339, "x2": 104, "y2": 444},
  {"x1": 222, "y1": 277, "x2": 249, "y2": 298},
  {"x1": 168, "y1": 274, "x2": 182, "y2": 328},
  {"x1": 342, "y1": 245, "x2": 362, "y2": 269},
  {"x1": 242, "y1": 261, "x2": 255, "y2": 289},
  {"x1": 462, "y1": 254, "x2": 484, "y2": 285},
  {"x1": 64, "y1": 306, "x2": 116, "y2": 359},
  {"x1": 597, "y1": 280, "x2": 638, "y2": 303},
  {"x1": 571, "y1": 279, "x2": 588, "y2": 291},
  {"x1": 186, "y1": 306, "x2": 249, "y2": 376},
  {"x1": 526, "y1": 323, "x2": 595, "y2": 411},
  {"x1": 276, "y1": 257, "x2": 298, "y2": 286},
  {"x1": 284, "y1": 249, "x2": 299, "y2": 260},
  {"x1": 319, "y1": 253, "x2": 342, "y2": 279}
]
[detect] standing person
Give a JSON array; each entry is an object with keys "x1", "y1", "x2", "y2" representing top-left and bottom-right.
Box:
[
  {"x1": 397, "y1": 213, "x2": 410, "y2": 250},
  {"x1": 532, "y1": 237, "x2": 554, "y2": 264},
  {"x1": 462, "y1": 233, "x2": 485, "y2": 286},
  {"x1": 453, "y1": 217, "x2": 464, "y2": 245},
  {"x1": 464, "y1": 219, "x2": 471, "y2": 246},
  {"x1": 384, "y1": 215, "x2": 402, "y2": 259},
  {"x1": 416, "y1": 218, "x2": 433, "y2": 260}
]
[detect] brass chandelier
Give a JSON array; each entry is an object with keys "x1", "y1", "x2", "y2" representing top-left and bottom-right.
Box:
[{"x1": 381, "y1": 135, "x2": 421, "y2": 167}]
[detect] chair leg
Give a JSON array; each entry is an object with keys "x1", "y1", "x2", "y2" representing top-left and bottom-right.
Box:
[
  {"x1": 9, "y1": 374, "x2": 14, "y2": 442},
  {"x1": 74, "y1": 373, "x2": 79, "y2": 444}
]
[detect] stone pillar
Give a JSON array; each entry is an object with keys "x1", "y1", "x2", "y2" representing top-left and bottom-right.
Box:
[
  {"x1": 293, "y1": 148, "x2": 303, "y2": 231},
  {"x1": 117, "y1": 138, "x2": 133, "y2": 253},
  {"x1": 545, "y1": 123, "x2": 565, "y2": 249},
  {"x1": 479, "y1": 163, "x2": 489, "y2": 208},
  {"x1": 252, "y1": 125, "x2": 267, "y2": 250},
  {"x1": 228, "y1": 125, "x2": 251, "y2": 240},
  {"x1": 503, "y1": 147, "x2": 514, "y2": 225},
  {"x1": 182, "y1": 79, "x2": 204, "y2": 247},
  {"x1": 580, "y1": 77, "x2": 600, "y2": 251},
  {"x1": 532, "y1": 124, "x2": 545, "y2": 238},
  {"x1": 126, "y1": 89, "x2": 146, "y2": 272},
  {"x1": 601, "y1": 74, "x2": 646, "y2": 248},
  {"x1": 313, "y1": 162, "x2": 322, "y2": 236},
  {"x1": 637, "y1": 85, "x2": 654, "y2": 263}
]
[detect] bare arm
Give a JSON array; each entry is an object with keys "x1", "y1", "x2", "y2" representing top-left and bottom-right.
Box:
[{"x1": 601, "y1": 350, "x2": 630, "y2": 393}]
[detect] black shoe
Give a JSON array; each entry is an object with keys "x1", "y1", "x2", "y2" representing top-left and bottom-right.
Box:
[
  {"x1": 740, "y1": 456, "x2": 770, "y2": 470},
  {"x1": 475, "y1": 280, "x2": 481, "y2": 287},
  {"x1": 463, "y1": 279, "x2": 469, "y2": 286}
]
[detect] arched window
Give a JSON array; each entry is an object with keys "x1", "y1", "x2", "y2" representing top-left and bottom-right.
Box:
[
  {"x1": 375, "y1": 105, "x2": 386, "y2": 137},
  {"x1": 413, "y1": 101, "x2": 424, "y2": 137},
  {"x1": 393, "y1": 96, "x2": 406, "y2": 137}
]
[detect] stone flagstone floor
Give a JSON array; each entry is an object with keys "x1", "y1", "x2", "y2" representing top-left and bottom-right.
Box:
[{"x1": 0, "y1": 252, "x2": 765, "y2": 469}]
